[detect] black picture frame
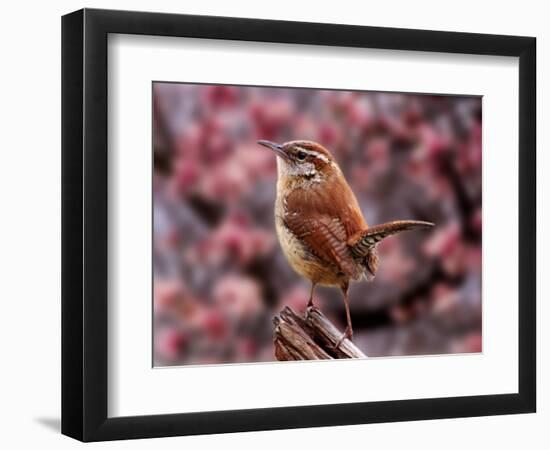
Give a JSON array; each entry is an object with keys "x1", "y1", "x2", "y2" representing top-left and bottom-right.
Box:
[{"x1": 62, "y1": 8, "x2": 536, "y2": 442}]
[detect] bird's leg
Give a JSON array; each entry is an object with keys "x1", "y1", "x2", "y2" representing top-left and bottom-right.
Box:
[
  {"x1": 305, "y1": 282, "x2": 317, "y2": 320},
  {"x1": 335, "y1": 282, "x2": 353, "y2": 349},
  {"x1": 307, "y1": 282, "x2": 317, "y2": 309},
  {"x1": 342, "y1": 283, "x2": 353, "y2": 341}
]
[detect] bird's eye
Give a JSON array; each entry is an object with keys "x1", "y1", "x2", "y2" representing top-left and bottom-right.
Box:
[{"x1": 296, "y1": 151, "x2": 307, "y2": 160}]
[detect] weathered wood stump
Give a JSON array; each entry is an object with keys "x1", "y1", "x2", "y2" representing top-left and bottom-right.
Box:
[{"x1": 273, "y1": 306, "x2": 367, "y2": 360}]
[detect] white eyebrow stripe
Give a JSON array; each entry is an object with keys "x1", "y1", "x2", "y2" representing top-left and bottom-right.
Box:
[{"x1": 295, "y1": 146, "x2": 330, "y2": 163}]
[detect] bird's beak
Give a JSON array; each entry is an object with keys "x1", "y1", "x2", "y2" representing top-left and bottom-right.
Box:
[{"x1": 257, "y1": 140, "x2": 289, "y2": 161}]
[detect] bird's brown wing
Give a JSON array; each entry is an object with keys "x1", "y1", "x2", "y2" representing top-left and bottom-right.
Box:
[{"x1": 282, "y1": 179, "x2": 366, "y2": 278}]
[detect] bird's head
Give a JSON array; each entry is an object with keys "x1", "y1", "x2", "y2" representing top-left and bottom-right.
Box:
[{"x1": 257, "y1": 140, "x2": 338, "y2": 182}]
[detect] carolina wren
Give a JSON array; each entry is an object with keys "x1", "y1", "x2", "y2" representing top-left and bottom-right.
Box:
[{"x1": 258, "y1": 139, "x2": 434, "y2": 346}]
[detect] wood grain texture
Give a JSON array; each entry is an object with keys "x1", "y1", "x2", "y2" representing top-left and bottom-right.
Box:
[{"x1": 273, "y1": 306, "x2": 367, "y2": 360}]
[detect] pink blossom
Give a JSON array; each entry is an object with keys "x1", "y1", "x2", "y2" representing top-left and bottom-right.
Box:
[
  {"x1": 418, "y1": 124, "x2": 449, "y2": 160},
  {"x1": 155, "y1": 329, "x2": 188, "y2": 362},
  {"x1": 464, "y1": 333, "x2": 482, "y2": 353},
  {"x1": 202, "y1": 85, "x2": 238, "y2": 108},
  {"x1": 187, "y1": 213, "x2": 274, "y2": 267},
  {"x1": 235, "y1": 338, "x2": 257, "y2": 359},
  {"x1": 431, "y1": 283, "x2": 459, "y2": 314},
  {"x1": 470, "y1": 208, "x2": 482, "y2": 235},
  {"x1": 213, "y1": 275, "x2": 263, "y2": 319},
  {"x1": 197, "y1": 309, "x2": 228, "y2": 341},
  {"x1": 249, "y1": 98, "x2": 292, "y2": 140},
  {"x1": 154, "y1": 280, "x2": 184, "y2": 310},
  {"x1": 172, "y1": 157, "x2": 200, "y2": 195},
  {"x1": 424, "y1": 222, "x2": 461, "y2": 258},
  {"x1": 317, "y1": 122, "x2": 342, "y2": 148}
]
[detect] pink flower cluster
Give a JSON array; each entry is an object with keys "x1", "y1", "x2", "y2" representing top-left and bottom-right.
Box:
[{"x1": 187, "y1": 211, "x2": 275, "y2": 267}]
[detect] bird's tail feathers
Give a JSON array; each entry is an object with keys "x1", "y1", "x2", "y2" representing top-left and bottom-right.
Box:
[{"x1": 348, "y1": 220, "x2": 434, "y2": 259}]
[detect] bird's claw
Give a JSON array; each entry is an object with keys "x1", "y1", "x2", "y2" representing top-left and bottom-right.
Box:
[{"x1": 333, "y1": 327, "x2": 353, "y2": 350}]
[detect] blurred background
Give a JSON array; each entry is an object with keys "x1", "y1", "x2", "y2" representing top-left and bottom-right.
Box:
[{"x1": 153, "y1": 82, "x2": 482, "y2": 366}]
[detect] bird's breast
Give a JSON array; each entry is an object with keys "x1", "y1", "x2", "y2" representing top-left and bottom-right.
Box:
[{"x1": 274, "y1": 192, "x2": 349, "y2": 286}]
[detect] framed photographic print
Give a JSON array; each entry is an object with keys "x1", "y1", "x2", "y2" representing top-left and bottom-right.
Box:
[{"x1": 61, "y1": 8, "x2": 536, "y2": 441}]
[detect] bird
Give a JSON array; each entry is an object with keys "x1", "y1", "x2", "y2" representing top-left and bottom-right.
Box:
[{"x1": 258, "y1": 139, "x2": 434, "y2": 347}]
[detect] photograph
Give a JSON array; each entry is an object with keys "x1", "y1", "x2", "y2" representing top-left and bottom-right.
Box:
[{"x1": 152, "y1": 82, "x2": 482, "y2": 366}]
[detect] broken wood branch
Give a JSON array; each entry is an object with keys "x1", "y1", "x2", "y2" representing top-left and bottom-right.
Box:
[{"x1": 273, "y1": 306, "x2": 367, "y2": 361}]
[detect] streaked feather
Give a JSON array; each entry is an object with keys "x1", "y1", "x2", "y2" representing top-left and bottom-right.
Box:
[
  {"x1": 281, "y1": 171, "x2": 367, "y2": 279},
  {"x1": 348, "y1": 220, "x2": 434, "y2": 259}
]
